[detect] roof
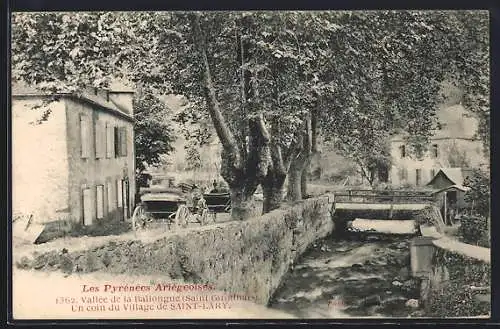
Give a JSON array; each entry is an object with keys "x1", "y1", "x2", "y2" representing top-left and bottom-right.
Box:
[
  {"x1": 440, "y1": 168, "x2": 464, "y2": 186},
  {"x1": 140, "y1": 192, "x2": 185, "y2": 202},
  {"x1": 431, "y1": 184, "x2": 470, "y2": 195},
  {"x1": 427, "y1": 167, "x2": 469, "y2": 189},
  {"x1": 11, "y1": 82, "x2": 134, "y2": 122}
]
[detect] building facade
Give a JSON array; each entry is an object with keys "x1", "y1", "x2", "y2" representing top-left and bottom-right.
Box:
[
  {"x1": 389, "y1": 104, "x2": 487, "y2": 187},
  {"x1": 12, "y1": 84, "x2": 135, "y2": 227}
]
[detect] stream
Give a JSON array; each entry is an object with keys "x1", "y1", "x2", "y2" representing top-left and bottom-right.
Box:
[{"x1": 269, "y1": 235, "x2": 426, "y2": 318}]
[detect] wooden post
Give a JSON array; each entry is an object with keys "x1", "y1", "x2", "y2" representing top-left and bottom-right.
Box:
[
  {"x1": 443, "y1": 191, "x2": 448, "y2": 226},
  {"x1": 389, "y1": 194, "x2": 394, "y2": 219}
]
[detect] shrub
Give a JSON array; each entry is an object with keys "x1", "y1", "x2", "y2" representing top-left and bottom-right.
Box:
[
  {"x1": 460, "y1": 168, "x2": 490, "y2": 247},
  {"x1": 458, "y1": 214, "x2": 489, "y2": 248},
  {"x1": 464, "y1": 168, "x2": 490, "y2": 217},
  {"x1": 425, "y1": 249, "x2": 491, "y2": 317}
]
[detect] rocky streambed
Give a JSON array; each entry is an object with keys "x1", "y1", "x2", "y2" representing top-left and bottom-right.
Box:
[{"x1": 269, "y1": 235, "x2": 425, "y2": 318}]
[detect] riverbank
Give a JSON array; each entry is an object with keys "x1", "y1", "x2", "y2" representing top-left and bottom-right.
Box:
[{"x1": 269, "y1": 236, "x2": 423, "y2": 318}]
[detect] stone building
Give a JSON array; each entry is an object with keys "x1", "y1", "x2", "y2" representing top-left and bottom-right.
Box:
[
  {"x1": 389, "y1": 104, "x2": 487, "y2": 187},
  {"x1": 12, "y1": 82, "x2": 136, "y2": 229}
]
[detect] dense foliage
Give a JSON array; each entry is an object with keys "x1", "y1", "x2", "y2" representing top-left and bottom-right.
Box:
[
  {"x1": 464, "y1": 168, "x2": 490, "y2": 217},
  {"x1": 11, "y1": 11, "x2": 489, "y2": 219},
  {"x1": 458, "y1": 215, "x2": 489, "y2": 248},
  {"x1": 134, "y1": 89, "x2": 176, "y2": 174},
  {"x1": 460, "y1": 168, "x2": 490, "y2": 247},
  {"x1": 426, "y1": 249, "x2": 490, "y2": 317}
]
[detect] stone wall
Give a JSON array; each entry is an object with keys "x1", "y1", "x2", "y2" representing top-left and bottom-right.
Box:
[
  {"x1": 413, "y1": 236, "x2": 491, "y2": 317},
  {"x1": 16, "y1": 195, "x2": 335, "y2": 305}
]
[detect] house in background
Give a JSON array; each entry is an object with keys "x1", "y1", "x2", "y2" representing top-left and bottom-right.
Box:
[
  {"x1": 12, "y1": 81, "x2": 136, "y2": 230},
  {"x1": 389, "y1": 103, "x2": 487, "y2": 187}
]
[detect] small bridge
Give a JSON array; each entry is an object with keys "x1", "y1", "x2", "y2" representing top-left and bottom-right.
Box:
[
  {"x1": 330, "y1": 189, "x2": 445, "y2": 234},
  {"x1": 334, "y1": 189, "x2": 436, "y2": 212}
]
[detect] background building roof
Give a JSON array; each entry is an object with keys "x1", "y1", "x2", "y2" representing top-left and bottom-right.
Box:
[
  {"x1": 427, "y1": 167, "x2": 472, "y2": 190},
  {"x1": 12, "y1": 81, "x2": 134, "y2": 121}
]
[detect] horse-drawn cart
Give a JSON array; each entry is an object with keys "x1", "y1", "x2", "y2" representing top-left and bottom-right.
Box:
[
  {"x1": 203, "y1": 192, "x2": 231, "y2": 220},
  {"x1": 132, "y1": 188, "x2": 232, "y2": 231}
]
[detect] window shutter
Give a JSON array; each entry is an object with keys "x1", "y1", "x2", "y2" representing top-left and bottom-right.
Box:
[
  {"x1": 117, "y1": 179, "x2": 123, "y2": 207},
  {"x1": 114, "y1": 127, "x2": 120, "y2": 157},
  {"x1": 95, "y1": 121, "x2": 105, "y2": 159},
  {"x1": 106, "y1": 123, "x2": 114, "y2": 158},
  {"x1": 80, "y1": 115, "x2": 91, "y2": 158},
  {"x1": 107, "y1": 181, "x2": 114, "y2": 212},
  {"x1": 96, "y1": 185, "x2": 104, "y2": 219},
  {"x1": 120, "y1": 127, "x2": 128, "y2": 156},
  {"x1": 82, "y1": 188, "x2": 93, "y2": 225}
]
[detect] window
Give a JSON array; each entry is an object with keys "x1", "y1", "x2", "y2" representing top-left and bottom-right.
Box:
[
  {"x1": 416, "y1": 169, "x2": 422, "y2": 186},
  {"x1": 120, "y1": 128, "x2": 128, "y2": 156},
  {"x1": 107, "y1": 181, "x2": 114, "y2": 212},
  {"x1": 82, "y1": 188, "x2": 93, "y2": 226},
  {"x1": 80, "y1": 114, "x2": 91, "y2": 158},
  {"x1": 96, "y1": 185, "x2": 104, "y2": 219},
  {"x1": 400, "y1": 145, "x2": 406, "y2": 158},
  {"x1": 95, "y1": 121, "x2": 105, "y2": 159},
  {"x1": 106, "y1": 123, "x2": 114, "y2": 158},
  {"x1": 432, "y1": 144, "x2": 438, "y2": 158},
  {"x1": 114, "y1": 127, "x2": 128, "y2": 157},
  {"x1": 117, "y1": 179, "x2": 123, "y2": 208}
]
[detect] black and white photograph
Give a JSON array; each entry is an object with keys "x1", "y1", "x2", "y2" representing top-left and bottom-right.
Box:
[{"x1": 10, "y1": 10, "x2": 491, "y2": 320}]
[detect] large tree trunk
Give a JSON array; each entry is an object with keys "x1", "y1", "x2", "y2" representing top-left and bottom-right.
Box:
[
  {"x1": 287, "y1": 160, "x2": 303, "y2": 201},
  {"x1": 286, "y1": 112, "x2": 313, "y2": 202},
  {"x1": 230, "y1": 185, "x2": 257, "y2": 221},
  {"x1": 190, "y1": 14, "x2": 271, "y2": 221},
  {"x1": 262, "y1": 171, "x2": 286, "y2": 214},
  {"x1": 261, "y1": 122, "x2": 288, "y2": 213},
  {"x1": 300, "y1": 166, "x2": 308, "y2": 198},
  {"x1": 222, "y1": 114, "x2": 270, "y2": 220}
]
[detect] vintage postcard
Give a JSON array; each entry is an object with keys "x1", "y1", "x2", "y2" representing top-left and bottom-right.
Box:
[{"x1": 10, "y1": 10, "x2": 491, "y2": 320}]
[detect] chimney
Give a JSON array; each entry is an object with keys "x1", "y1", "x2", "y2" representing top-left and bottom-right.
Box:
[{"x1": 108, "y1": 79, "x2": 135, "y2": 115}]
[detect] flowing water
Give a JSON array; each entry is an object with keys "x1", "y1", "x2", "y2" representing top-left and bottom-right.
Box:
[{"x1": 269, "y1": 235, "x2": 425, "y2": 318}]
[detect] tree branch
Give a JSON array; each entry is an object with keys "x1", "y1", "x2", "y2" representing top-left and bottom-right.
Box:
[
  {"x1": 303, "y1": 111, "x2": 313, "y2": 157},
  {"x1": 189, "y1": 13, "x2": 240, "y2": 160},
  {"x1": 254, "y1": 113, "x2": 271, "y2": 143},
  {"x1": 311, "y1": 102, "x2": 319, "y2": 153},
  {"x1": 269, "y1": 120, "x2": 287, "y2": 175}
]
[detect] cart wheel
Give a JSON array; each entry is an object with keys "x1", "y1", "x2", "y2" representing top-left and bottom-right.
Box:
[
  {"x1": 132, "y1": 205, "x2": 148, "y2": 230},
  {"x1": 167, "y1": 213, "x2": 176, "y2": 230}
]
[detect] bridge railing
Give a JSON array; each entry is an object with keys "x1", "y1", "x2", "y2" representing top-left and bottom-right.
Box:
[{"x1": 335, "y1": 189, "x2": 436, "y2": 204}]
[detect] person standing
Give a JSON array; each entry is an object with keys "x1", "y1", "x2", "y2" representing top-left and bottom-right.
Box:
[{"x1": 210, "y1": 180, "x2": 219, "y2": 193}]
